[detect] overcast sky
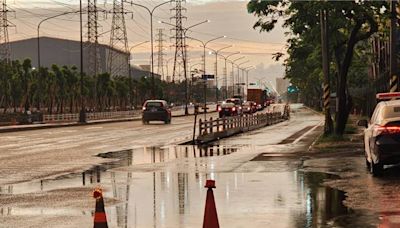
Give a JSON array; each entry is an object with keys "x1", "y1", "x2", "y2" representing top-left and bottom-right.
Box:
[{"x1": 8, "y1": 0, "x2": 287, "y2": 87}]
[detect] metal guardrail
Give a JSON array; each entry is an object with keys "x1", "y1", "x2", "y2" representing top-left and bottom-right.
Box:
[
  {"x1": 86, "y1": 111, "x2": 138, "y2": 121},
  {"x1": 43, "y1": 111, "x2": 139, "y2": 123},
  {"x1": 43, "y1": 113, "x2": 80, "y2": 123},
  {"x1": 196, "y1": 105, "x2": 290, "y2": 144}
]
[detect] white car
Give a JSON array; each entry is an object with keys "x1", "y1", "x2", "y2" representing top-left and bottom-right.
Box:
[{"x1": 358, "y1": 92, "x2": 400, "y2": 176}]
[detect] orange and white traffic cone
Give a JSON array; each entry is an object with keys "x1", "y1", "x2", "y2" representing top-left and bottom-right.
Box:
[
  {"x1": 202, "y1": 180, "x2": 219, "y2": 228},
  {"x1": 93, "y1": 188, "x2": 108, "y2": 228}
]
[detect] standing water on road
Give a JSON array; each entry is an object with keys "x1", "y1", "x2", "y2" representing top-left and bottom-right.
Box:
[{"x1": 0, "y1": 144, "x2": 359, "y2": 228}]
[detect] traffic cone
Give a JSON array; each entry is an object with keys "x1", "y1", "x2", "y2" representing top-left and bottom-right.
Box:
[
  {"x1": 202, "y1": 180, "x2": 219, "y2": 228},
  {"x1": 93, "y1": 188, "x2": 108, "y2": 228}
]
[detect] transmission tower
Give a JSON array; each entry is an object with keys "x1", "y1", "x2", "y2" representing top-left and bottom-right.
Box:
[
  {"x1": 87, "y1": 0, "x2": 101, "y2": 76},
  {"x1": 156, "y1": 29, "x2": 166, "y2": 79},
  {"x1": 108, "y1": 0, "x2": 129, "y2": 77},
  {"x1": 0, "y1": 0, "x2": 14, "y2": 62},
  {"x1": 171, "y1": 0, "x2": 186, "y2": 82}
]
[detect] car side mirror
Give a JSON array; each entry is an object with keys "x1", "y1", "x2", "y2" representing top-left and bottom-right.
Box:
[{"x1": 357, "y1": 119, "x2": 368, "y2": 128}]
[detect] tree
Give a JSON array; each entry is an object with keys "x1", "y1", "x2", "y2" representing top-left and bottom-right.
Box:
[{"x1": 248, "y1": 0, "x2": 388, "y2": 135}]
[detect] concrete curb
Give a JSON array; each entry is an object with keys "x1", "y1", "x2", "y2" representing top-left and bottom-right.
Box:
[
  {"x1": 0, "y1": 110, "x2": 218, "y2": 134},
  {"x1": 0, "y1": 117, "x2": 140, "y2": 133}
]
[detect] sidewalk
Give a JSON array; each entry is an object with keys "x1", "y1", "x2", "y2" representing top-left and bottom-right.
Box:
[{"x1": 0, "y1": 106, "x2": 217, "y2": 133}]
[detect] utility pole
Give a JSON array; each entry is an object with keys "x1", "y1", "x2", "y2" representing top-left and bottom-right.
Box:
[
  {"x1": 390, "y1": 0, "x2": 398, "y2": 93},
  {"x1": 156, "y1": 29, "x2": 166, "y2": 80},
  {"x1": 108, "y1": 0, "x2": 130, "y2": 77},
  {"x1": 87, "y1": 0, "x2": 103, "y2": 77},
  {"x1": 79, "y1": 0, "x2": 86, "y2": 123},
  {"x1": 0, "y1": 0, "x2": 14, "y2": 63},
  {"x1": 320, "y1": 9, "x2": 333, "y2": 135},
  {"x1": 171, "y1": 0, "x2": 186, "y2": 82}
]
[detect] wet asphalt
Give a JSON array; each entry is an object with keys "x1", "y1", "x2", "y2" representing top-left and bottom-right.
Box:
[{"x1": 0, "y1": 104, "x2": 390, "y2": 228}]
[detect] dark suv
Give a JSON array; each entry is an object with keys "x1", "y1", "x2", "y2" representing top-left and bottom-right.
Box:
[
  {"x1": 142, "y1": 100, "x2": 171, "y2": 124},
  {"x1": 218, "y1": 98, "x2": 243, "y2": 118}
]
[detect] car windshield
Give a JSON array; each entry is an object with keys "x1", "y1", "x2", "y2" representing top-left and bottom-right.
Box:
[{"x1": 146, "y1": 102, "x2": 163, "y2": 108}]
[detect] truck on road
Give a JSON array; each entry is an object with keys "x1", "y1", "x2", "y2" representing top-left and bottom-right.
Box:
[{"x1": 247, "y1": 89, "x2": 268, "y2": 108}]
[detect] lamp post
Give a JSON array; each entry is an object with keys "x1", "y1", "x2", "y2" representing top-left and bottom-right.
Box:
[
  {"x1": 186, "y1": 36, "x2": 226, "y2": 119},
  {"x1": 160, "y1": 20, "x2": 210, "y2": 115},
  {"x1": 79, "y1": 0, "x2": 85, "y2": 123},
  {"x1": 218, "y1": 52, "x2": 240, "y2": 99},
  {"x1": 128, "y1": 41, "x2": 149, "y2": 108},
  {"x1": 236, "y1": 60, "x2": 250, "y2": 98},
  {"x1": 37, "y1": 10, "x2": 79, "y2": 69},
  {"x1": 123, "y1": 0, "x2": 172, "y2": 99},
  {"x1": 207, "y1": 45, "x2": 232, "y2": 102},
  {"x1": 128, "y1": 41, "x2": 150, "y2": 79},
  {"x1": 189, "y1": 62, "x2": 203, "y2": 102},
  {"x1": 229, "y1": 56, "x2": 244, "y2": 97},
  {"x1": 242, "y1": 66, "x2": 254, "y2": 100}
]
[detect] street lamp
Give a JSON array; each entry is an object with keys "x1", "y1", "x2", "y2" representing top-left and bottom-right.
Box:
[
  {"x1": 207, "y1": 45, "x2": 232, "y2": 102},
  {"x1": 128, "y1": 41, "x2": 149, "y2": 108},
  {"x1": 186, "y1": 35, "x2": 226, "y2": 119},
  {"x1": 236, "y1": 60, "x2": 250, "y2": 97},
  {"x1": 160, "y1": 20, "x2": 210, "y2": 115},
  {"x1": 123, "y1": 0, "x2": 172, "y2": 99},
  {"x1": 218, "y1": 52, "x2": 240, "y2": 99},
  {"x1": 229, "y1": 56, "x2": 245, "y2": 97},
  {"x1": 242, "y1": 66, "x2": 255, "y2": 99},
  {"x1": 79, "y1": 0, "x2": 85, "y2": 123},
  {"x1": 37, "y1": 10, "x2": 80, "y2": 69},
  {"x1": 128, "y1": 41, "x2": 150, "y2": 79}
]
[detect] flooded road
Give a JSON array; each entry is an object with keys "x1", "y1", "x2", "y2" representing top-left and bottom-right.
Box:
[
  {"x1": 0, "y1": 146, "x2": 354, "y2": 228},
  {"x1": 0, "y1": 104, "x2": 377, "y2": 227}
]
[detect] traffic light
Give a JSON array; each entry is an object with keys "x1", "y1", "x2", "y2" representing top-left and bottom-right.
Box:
[{"x1": 287, "y1": 85, "x2": 299, "y2": 94}]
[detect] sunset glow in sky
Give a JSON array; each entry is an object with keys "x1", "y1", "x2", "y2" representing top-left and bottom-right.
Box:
[{"x1": 8, "y1": 0, "x2": 286, "y2": 85}]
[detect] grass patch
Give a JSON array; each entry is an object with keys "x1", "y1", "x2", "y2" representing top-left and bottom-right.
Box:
[{"x1": 317, "y1": 134, "x2": 349, "y2": 144}]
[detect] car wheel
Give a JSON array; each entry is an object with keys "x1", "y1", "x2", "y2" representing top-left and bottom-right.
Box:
[{"x1": 370, "y1": 161, "x2": 383, "y2": 176}]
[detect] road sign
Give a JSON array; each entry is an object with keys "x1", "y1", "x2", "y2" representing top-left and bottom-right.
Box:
[{"x1": 202, "y1": 74, "x2": 215, "y2": 80}]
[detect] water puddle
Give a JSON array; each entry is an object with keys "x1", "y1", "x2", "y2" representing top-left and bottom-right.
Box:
[
  {"x1": 0, "y1": 145, "x2": 372, "y2": 227},
  {"x1": 0, "y1": 145, "x2": 239, "y2": 195}
]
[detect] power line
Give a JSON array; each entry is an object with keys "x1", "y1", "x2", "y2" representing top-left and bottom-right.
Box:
[
  {"x1": 171, "y1": 0, "x2": 186, "y2": 82},
  {"x1": 0, "y1": 0, "x2": 15, "y2": 62},
  {"x1": 108, "y1": 0, "x2": 130, "y2": 77}
]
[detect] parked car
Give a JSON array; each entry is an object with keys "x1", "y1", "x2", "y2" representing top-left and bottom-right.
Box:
[
  {"x1": 218, "y1": 98, "x2": 243, "y2": 118},
  {"x1": 358, "y1": 92, "x2": 400, "y2": 175},
  {"x1": 142, "y1": 100, "x2": 171, "y2": 124},
  {"x1": 243, "y1": 101, "x2": 257, "y2": 114}
]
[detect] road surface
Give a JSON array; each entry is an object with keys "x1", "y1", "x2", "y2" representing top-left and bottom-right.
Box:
[{"x1": 1, "y1": 104, "x2": 383, "y2": 228}]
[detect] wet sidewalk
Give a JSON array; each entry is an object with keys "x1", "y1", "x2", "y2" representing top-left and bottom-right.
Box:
[{"x1": 0, "y1": 106, "x2": 217, "y2": 134}]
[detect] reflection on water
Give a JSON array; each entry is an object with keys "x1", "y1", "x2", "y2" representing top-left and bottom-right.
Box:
[{"x1": 0, "y1": 145, "x2": 355, "y2": 227}]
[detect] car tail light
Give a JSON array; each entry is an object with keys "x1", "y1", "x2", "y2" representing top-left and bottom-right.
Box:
[
  {"x1": 142, "y1": 106, "x2": 146, "y2": 111},
  {"x1": 232, "y1": 107, "x2": 236, "y2": 112},
  {"x1": 373, "y1": 125, "x2": 400, "y2": 136},
  {"x1": 218, "y1": 106, "x2": 222, "y2": 112},
  {"x1": 376, "y1": 92, "x2": 400, "y2": 101}
]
